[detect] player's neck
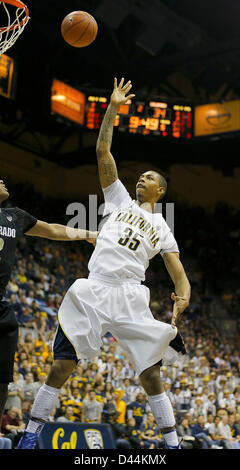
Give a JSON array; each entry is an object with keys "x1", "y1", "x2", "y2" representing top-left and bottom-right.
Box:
[
  {"x1": 0, "y1": 195, "x2": 8, "y2": 205},
  {"x1": 136, "y1": 198, "x2": 155, "y2": 213}
]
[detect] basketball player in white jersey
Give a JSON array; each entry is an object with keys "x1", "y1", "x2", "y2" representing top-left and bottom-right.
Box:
[{"x1": 18, "y1": 78, "x2": 191, "y2": 449}]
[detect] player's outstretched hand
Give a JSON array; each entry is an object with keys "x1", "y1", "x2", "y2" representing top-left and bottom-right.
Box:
[
  {"x1": 171, "y1": 292, "x2": 189, "y2": 328},
  {"x1": 110, "y1": 77, "x2": 135, "y2": 107}
]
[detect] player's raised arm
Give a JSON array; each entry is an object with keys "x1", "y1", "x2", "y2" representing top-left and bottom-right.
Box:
[
  {"x1": 162, "y1": 252, "x2": 191, "y2": 328},
  {"x1": 96, "y1": 77, "x2": 135, "y2": 189}
]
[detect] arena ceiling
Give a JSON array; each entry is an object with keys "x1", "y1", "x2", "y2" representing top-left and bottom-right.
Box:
[
  {"x1": 0, "y1": 0, "x2": 240, "y2": 170},
  {"x1": 19, "y1": 0, "x2": 240, "y2": 100}
]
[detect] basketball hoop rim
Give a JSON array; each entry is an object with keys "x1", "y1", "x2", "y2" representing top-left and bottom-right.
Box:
[{"x1": 0, "y1": 0, "x2": 29, "y2": 33}]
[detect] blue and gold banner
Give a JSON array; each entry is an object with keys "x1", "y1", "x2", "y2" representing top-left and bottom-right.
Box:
[{"x1": 37, "y1": 423, "x2": 116, "y2": 449}]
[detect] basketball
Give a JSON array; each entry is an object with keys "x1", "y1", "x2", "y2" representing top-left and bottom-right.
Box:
[{"x1": 61, "y1": 11, "x2": 98, "y2": 48}]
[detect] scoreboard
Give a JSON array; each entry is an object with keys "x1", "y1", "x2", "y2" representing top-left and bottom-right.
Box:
[
  {"x1": 51, "y1": 80, "x2": 192, "y2": 139},
  {"x1": 85, "y1": 96, "x2": 192, "y2": 139},
  {"x1": 85, "y1": 95, "x2": 108, "y2": 130}
]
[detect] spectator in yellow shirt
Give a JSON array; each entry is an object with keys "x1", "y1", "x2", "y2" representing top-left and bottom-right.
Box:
[
  {"x1": 114, "y1": 389, "x2": 127, "y2": 424},
  {"x1": 17, "y1": 268, "x2": 28, "y2": 285}
]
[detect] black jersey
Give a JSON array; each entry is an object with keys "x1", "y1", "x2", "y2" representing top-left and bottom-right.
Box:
[{"x1": 0, "y1": 207, "x2": 37, "y2": 297}]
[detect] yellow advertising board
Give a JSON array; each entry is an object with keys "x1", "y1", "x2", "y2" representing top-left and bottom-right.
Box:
[
  {"x1": 0, "y1": 54, "x2": 15, "y2": 99},
  {"x1": 51, "y1": 79, "x2": 85, "y2": 125},
  {"x1": 194, "y1": 100, "x2": 240, "y2": 136}
]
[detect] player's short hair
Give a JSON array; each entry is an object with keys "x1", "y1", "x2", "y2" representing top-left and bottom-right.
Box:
[
  {"x1": 152, "y1": 171, "x2": 167, "y2": 200},
  {"x1": 155, "y1": 172, "x2": 167, "y2": 192}
]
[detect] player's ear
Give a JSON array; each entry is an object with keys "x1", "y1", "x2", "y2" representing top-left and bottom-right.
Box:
[{"x1": 157, "y1": 186, "x2": 165, "y2": 200}]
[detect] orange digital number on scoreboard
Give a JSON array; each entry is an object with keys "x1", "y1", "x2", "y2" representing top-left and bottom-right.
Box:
[
  {"x1": 114, "y1": 115, "x2": 120, "y2": 127},
  {"x1": 129, "y1": 116, "x2": 140, "y2": 128},
  {"x1": 86, "y1": 102, "x2": 96, "y2": 129},
  {"x1": 137, "y1": 104, "x2": 144, "y2": 113},
  {"x1": 118, "y1": 104, "x2": 130, "y2": 115},
  {"x1": 129, "y1": 116, "x2": 159, "y2": 131},
  {"x1": 160, "y1": 123, "x2": 166, "y2": 131},
  {"x1": 145, "y1": 118, "x2": 159, "y2": 130},
  {"x1": 153, "y1": 108, "x2": 167, "y2": 119},
  {"x1": 172, "y1": 111, "x2": 181, "y2": 138}
]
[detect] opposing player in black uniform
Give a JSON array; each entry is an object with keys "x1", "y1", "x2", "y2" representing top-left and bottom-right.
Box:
[{"x1": 0, "y1": 179, "x2": 96, "y2": 427}]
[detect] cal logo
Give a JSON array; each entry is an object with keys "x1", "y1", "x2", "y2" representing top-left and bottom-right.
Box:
[
  {"x1": 84, "y1": 429, "x2": 103, "y2": 449},
  {"x1": 206, "y1": 105, "x2": 232, "y2": 126},
  {"x1": 52, "y1": 427, "x2": 77, "y2": 449}
]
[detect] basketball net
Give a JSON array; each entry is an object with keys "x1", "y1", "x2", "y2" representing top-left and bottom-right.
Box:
[{"x1": 0, "y1": 0, "x2": 29, "y2": 56}]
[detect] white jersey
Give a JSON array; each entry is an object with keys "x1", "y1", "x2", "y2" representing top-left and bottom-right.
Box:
[{"x1": 88, "y1": 179, "x2": 179, "y2": 282}]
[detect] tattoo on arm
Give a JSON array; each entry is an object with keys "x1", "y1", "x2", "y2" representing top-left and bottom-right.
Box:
[
  {"x1": 97, "y1": 154, "x2": 118, "y2": 188},
  {"x1": 97, "y1": 104, "x2": 118, "y2": 148},
  {"x1": 96, "y1": 103, "x2": 118, "y2": 188}
]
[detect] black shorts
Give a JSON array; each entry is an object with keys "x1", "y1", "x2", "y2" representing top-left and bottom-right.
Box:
[
  {"x1": 0, "y1": 299, "x2": 19, "y2": 383},
  {"x1": 53, "y1": 323, "x2": 78, "y2": 363}
]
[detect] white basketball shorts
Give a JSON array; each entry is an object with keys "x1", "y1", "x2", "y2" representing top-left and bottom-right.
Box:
[{"x1": 56, "y1": 273, "x2": 177, "y2": 376}]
